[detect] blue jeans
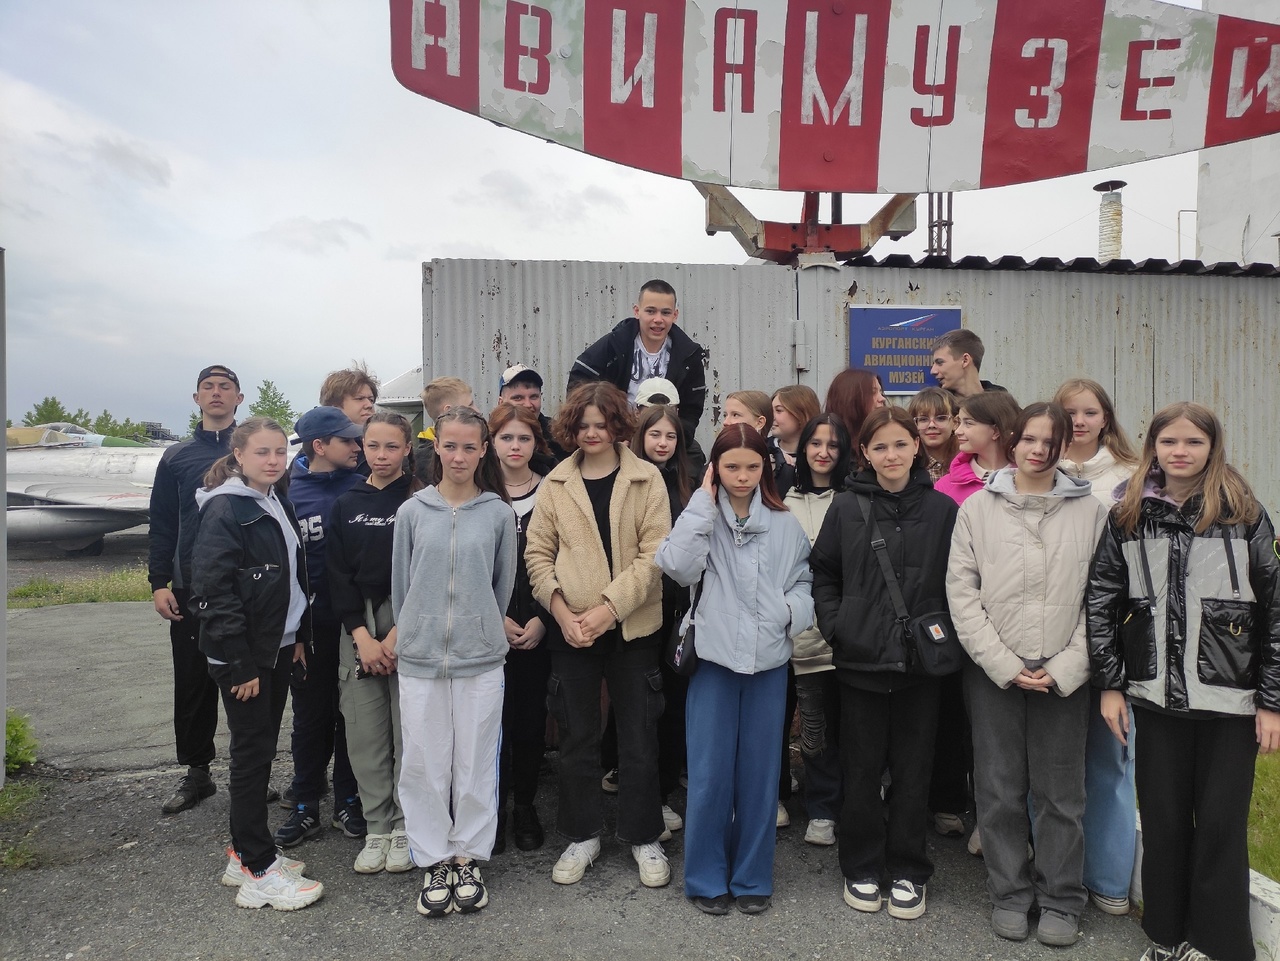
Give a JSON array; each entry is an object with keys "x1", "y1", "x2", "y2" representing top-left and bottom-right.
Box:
[
  {"x1": 1082, "y1": 688, "x2": 1136, "y2": 899},
  {"x1": 684, "y1": 661, "x2": 786, "y2": 899}
]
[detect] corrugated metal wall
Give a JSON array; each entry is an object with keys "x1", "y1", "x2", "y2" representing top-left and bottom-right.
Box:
[{"x1": 424, "y1": 259, "x2": 1280, "y2": 512}]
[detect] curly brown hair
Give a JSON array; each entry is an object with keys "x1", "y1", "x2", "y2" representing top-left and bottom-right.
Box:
[{"x1": 551, "y1": 382, "x2": 635, "y2": 452}]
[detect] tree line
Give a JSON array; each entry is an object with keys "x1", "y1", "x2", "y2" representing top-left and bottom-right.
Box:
[{"x1": 16, "y1": 380, "x2": 299, "y2": 440}]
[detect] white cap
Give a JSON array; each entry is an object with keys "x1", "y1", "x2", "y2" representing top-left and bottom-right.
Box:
[
  {"x1": 499, "y1": 364, "x2": 543, "y2": 391},
  {"x1": 635, "y1": 378, "x2": 680, "y2": 407}
]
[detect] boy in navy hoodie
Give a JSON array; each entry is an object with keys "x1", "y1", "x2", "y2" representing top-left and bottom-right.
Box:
[{"x1": 276, "y1": 406, "x2": 366, "y2": 847}]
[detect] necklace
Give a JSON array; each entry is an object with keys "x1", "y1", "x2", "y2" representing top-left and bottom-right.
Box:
[{"x1": 505, "y1": 471, "x2": 536, "y2": 497}]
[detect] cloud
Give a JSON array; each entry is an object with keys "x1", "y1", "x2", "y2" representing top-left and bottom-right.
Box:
[
  {"x1": 252, "y1": 216, "x2": 370, "y2": 255},
  {"x1": 88, "y1": 135, "x2": 172, "y2": 188},
  {"x1": 456, "y1": 169, "x2": 630, "y2": 228}
]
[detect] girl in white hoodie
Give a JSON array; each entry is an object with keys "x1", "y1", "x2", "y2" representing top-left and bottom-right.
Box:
[{"x1": 946, "y1": 402, "x2": 1107, "y2": 947}]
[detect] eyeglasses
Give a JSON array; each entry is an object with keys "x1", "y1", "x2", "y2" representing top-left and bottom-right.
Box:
[{"x1": 913, "y1": 414, "x2": 953, "y2": 426}]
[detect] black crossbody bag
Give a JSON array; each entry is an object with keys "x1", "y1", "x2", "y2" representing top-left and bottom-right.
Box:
[
  {"x1": 665, "y1": 574, "x2": 705, "y2": 677},
  {"x1": 856, "y1": 494, "x2": 963, "y2": 677}
]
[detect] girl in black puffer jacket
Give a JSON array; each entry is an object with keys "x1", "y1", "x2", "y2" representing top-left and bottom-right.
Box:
[
  {"x1": 191, "y1": 417, "x2": 322, "y2": 911},
  {"x1": 810, "y1": 407, "x2": 957, "y2": 922},
  {"x1": 1087, "y1": 402, "x2": 1280, "y2": 961}
]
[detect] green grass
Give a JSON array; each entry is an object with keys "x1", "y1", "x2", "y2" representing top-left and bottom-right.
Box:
[
  {"x1": 6, "y1": 564, "x2": 152, "y2": 608},
  {"x1": 0, "y1": 779, "x2": 41, "y2": 869},
  {"x1": 5, "y1": 709, "x2": 37, "y2": 775},
  {"x1": 1251, "y1": 752, "x2": 1280, "y2": 880}
]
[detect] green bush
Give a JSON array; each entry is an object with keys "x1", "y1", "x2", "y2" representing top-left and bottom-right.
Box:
[{"x1": 5, "y1": 710, "x2": 37, "y2": 774}]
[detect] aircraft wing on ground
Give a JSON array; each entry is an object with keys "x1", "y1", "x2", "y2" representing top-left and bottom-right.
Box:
[{"x1": 6, "y1": 445, "x2": 164, "y2": 552}]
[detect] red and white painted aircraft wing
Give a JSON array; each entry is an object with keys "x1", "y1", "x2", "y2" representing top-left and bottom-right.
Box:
[{"x1": 390, "y1": 0, "x2": 1280, "y2": 193}]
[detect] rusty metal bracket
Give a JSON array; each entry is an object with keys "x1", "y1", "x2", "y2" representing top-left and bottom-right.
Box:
[{"x1": 695, "y1": 184, "x2": 917, "y2": 264}]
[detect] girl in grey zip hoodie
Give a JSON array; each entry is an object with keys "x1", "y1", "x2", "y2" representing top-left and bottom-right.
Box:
[
  {"x1": 391, "y1": 485, "x2": 516, "y2": 679},
  {"x1": 388, "y1": 407, "x2": 516, "y2": 918}
]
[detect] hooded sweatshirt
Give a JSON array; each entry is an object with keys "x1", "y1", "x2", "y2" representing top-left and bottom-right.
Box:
[
  {"x1": 288, "y1": 454, "x2": 362, "y2": 620},
  {"x1": 192, "y1": 478, "x2": 308, "y2": 677},
  {"x1": 1059, "y1": 446, "x2": 1134, "y2": 510},
  {"x1": 946, "y1": 467, "x2": 1108, "y2": 697},
  {"x1": 933, "y1": 450, "x2": 989, "y2": 505},
  {"x1": 391, "y1": 486, "x2": 517, "y2": 679},
  {"x1": 784, "y1": 486, "x2": 837, "y2": 675},
  {"x1": 326, "y1": 473, "x2": 413, "y2": 636}
]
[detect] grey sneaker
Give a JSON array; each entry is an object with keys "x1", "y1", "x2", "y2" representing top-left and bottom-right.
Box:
[
  {"x1": 1036, "y1": 909, "x2": 1080, "y2": 947},
  {"x1": 992, "y1": 906, "x2": 1029, "y2": 941}
]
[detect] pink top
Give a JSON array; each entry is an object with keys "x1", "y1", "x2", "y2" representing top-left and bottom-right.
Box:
[{"x1": 933, "y1": 451, "x2": 986, "y2": 505}]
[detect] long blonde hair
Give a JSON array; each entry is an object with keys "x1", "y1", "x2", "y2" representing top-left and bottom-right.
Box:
[
  {"x1": 1114, "y1": 402, "x2": 1259, "y2": 534},
  {"x1": 203, "y1": 417, "x2": 290, "y2": 496},
  {"x1": 1053, "y1": 378, "x2": 1138, "y2": 466}
]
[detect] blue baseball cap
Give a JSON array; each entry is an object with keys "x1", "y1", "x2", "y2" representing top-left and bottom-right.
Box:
[{"x1": 295, "y1": 406, "x2": 362, "y2": 445}]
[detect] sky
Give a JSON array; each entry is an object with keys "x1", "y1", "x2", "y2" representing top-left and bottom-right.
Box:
[{"x1": 0, "y1": 0, "x2": 1217, "y2": 434}]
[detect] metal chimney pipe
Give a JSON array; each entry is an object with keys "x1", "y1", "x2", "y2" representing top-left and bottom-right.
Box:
[{"x1": 1094, "y1": 180, "x2": 1126, "y2": 262}]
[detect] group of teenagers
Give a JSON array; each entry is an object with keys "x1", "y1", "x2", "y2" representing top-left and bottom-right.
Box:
[{"x1": 155, "y1": 281, "x2": 1279, "y2": 961}]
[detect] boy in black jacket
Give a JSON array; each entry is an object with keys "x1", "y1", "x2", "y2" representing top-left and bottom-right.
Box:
[
  {"x1": 148, "y1": 364, "x2": 243, "y2": 815},
  {"x1": 566, "y1": 279, "x2": 708, "y2": 441}
]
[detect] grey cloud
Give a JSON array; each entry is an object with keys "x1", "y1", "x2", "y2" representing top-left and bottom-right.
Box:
[
  {"x1": 457, "y1": 171, "x2": 629, "y2": 228},
  {"x1": 384, "y1": 242, "x2": 422, "y2": 261},
  {"x1": 90, "y1": 136, "x2": 172, "y2": 188},
  {"x1": 253, "y1": 216, "x2": 370, "y2": 255}
]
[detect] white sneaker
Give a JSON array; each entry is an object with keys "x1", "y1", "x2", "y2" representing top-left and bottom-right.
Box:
[
  {"x1": 776, "y1": 801, "x2": 791, "y2": 828},
  {"x1": 967, "y1": 827, "x2": 983, "y2": 856},
  {"x1": 661, "y1": 805, "x2": 683, "y2": 838},
  {"x1": 804, "y1": 818, "x2": 836, "y2": 846},
  {"x1": 385, "y1": 828, "x2": 413, "y2": 873},
  {"x1": 234, "y1": 857, "x2": 324, "y2": 910},
  {"x1": 552, "y1": 837, "x2": 601, "y2": 885},
  {"x1": 631, "y1": 841, "x2": 671, "y2": 888},
  {"x1": 221, "y1": 847, "x2": 305, "y2": 887},
  {"x1": 354, "y1": 834, "x2": 389, "y2": 874}
]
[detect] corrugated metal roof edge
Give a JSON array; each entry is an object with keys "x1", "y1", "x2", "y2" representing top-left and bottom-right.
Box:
[{"x1": 843, "y1": 253, "x2": 1280, "y2": 277}]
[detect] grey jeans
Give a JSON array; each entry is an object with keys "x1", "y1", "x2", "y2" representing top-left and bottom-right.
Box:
[
  {"x1": 337, "y1": 626, "x2": 404, "y2": 837},
  {"x1": 964, "y1": 662, "x2": 1088, "y2": 917}
]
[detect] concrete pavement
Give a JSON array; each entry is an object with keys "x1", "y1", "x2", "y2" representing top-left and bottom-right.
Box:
[{"x1": 1, "y1": 602, "x2": 1151, "y2": 960}]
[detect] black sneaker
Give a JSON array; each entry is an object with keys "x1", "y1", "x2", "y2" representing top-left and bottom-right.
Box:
[
  {"x1": 265, "y1": 784, "x2": 280, "y2": 805},
  {"x1": 417, "y1": 861, "x2": 456, "y2": 917},
  {"x1": 274, "y1": 805, "x2": 322, "y2": 848},
  {"x1": 512, "y1": 804, "x2": 544, "y2": 851},
  {"x1": 279, "y1": 784, "x2": 329, "y2": 810},
  {"x1": 332, "y1": 797, "x2": 368, "y2": 838},
  {"x1": 843, "y1": 877, "x2": 883, "y2": 913},
  {"x1": 887, "y1": 880, "x2": 926, "y2": 920},
  {"x1": 453, "y1": 861, "x2": 489, "y2": 913},
  {"x1": 161, "y1": 767, "x2": 215, "y2": 814}
]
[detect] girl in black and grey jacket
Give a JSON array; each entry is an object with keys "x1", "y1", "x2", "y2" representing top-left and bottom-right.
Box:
[
  {"x1": 1087, "y1": 402, "x2": 1280, "y2": 961},
  {"x1": 190, "y1": 417, "x2": 323, "y2": 911}
]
